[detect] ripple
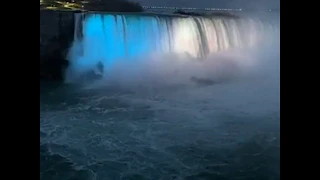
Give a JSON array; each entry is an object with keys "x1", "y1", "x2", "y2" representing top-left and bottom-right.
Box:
[{"x1": 40, "y1": 80, "x2": 279, "y2": 180}]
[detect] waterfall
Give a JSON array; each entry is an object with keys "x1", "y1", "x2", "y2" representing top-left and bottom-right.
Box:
[{"x1": 66, "y1": 12, "x2": 279, "y2": 80}]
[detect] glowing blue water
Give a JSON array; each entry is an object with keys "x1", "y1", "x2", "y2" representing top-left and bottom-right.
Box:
[{"x1": 67, "y1": 13, "x2": 278, "y2": 81}]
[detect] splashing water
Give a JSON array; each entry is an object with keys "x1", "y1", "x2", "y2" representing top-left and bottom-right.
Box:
[
  {"x1": 65, "y1": 13, "x2": 279, "y2": 83},
  {"x1": 41, "y1": 12, "x2": 280, "y2": 180}
]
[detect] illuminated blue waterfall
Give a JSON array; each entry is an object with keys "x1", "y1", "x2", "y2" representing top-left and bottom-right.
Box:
[{"x1": 66, "y1": 12, "x2": 277, "y2": 80}]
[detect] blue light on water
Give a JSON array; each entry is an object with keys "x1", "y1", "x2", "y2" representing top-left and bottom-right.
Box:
[
  {"x1": 81, "y1": 14, "x2": 165, "y2": 72},
  {"x1": 67, "y1": 13, "x2": 276, "y2": 80}
]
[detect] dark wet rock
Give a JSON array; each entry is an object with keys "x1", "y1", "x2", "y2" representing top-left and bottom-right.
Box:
[{"x1": 40, "y1": 11, "x2": 74, "y2": 81}]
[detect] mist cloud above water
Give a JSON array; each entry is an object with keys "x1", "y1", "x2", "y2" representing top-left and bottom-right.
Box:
[{"x1": 66, "y1": 12, "x2": 279, "y2": 87}]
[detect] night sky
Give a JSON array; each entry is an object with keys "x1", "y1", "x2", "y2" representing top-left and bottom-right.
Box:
[{"x1": 134, "y1": 0, "x2": 280, "y2": 9}]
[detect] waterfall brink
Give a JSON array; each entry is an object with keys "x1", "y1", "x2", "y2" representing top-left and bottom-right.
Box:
[{"x1": 66, "y1": 12, "x2": 279, "y2": 82}]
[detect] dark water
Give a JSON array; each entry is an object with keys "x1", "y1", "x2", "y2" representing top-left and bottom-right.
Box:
[{"x1": 40, "y1": 78, "x2": 280, "y2": 180}]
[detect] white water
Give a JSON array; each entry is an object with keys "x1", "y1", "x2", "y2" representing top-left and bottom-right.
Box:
[
  {"x1": 41, "y1": 12, "x2": 280, "y2": 180},
  {"x1": 66, "y1": 13, "x2": 279, "y2": 82}
]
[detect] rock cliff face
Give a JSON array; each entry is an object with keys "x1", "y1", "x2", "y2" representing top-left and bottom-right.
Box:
[{"x1": 40, "y1": 10, "x2": 74, "y2": 81}]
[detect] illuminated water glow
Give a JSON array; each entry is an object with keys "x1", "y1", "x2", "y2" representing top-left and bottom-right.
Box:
[{"x1": 67, "y1": 13, "x2": 277, "y2": 80}]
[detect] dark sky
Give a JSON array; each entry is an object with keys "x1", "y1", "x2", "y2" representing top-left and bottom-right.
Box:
[{"x1": 134, "y1": 0, "x2": 280, "y2": 9}]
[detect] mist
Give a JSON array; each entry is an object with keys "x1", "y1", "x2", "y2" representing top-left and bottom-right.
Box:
[
  {"x1": 73, "y1": 29, "x2": 279, "y2": 89},
  {"x1": 64, "y1": 11, "x2": 280, "y2": 117},
  {"x1": 41, "y1": 10, "x2": 280, "y2": 180}
]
